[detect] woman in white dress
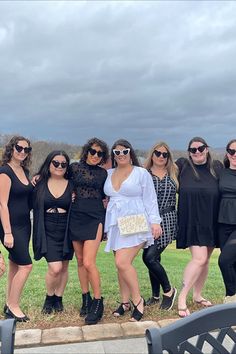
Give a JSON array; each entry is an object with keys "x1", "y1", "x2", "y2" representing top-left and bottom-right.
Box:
[{"x1": 104, "y1": 139, "x2": 162, "y2": 321}]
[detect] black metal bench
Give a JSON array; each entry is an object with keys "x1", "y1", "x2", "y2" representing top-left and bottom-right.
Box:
[{"x1": 146, "y1": 303, "x2": 236, "y2": 354}]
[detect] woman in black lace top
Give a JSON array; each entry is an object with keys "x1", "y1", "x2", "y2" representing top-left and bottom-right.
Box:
[{"x1": 68, "y1": 137, "x2": 109, "y2": 325}]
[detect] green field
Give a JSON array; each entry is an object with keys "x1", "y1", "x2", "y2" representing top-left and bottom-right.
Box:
[{"x1": 0, "y1": 242, "x2": 225, "y2": 329}]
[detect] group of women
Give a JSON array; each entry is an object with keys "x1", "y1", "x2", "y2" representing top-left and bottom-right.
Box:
[{"x1": 0, "y1": 135, "x2": 236, "y2": 324}]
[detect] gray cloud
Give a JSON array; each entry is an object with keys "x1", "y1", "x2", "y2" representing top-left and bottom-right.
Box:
[{"x1": 0, "y1": 1, "x2": 236, "y2": 150}]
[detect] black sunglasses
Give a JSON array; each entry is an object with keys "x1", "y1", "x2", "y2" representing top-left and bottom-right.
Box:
[
  {"x1": 188, "y1": 145, "x2": 207, "y2": 154},
  {"x1": 51, "y1": 160, "x2": 68, "y2": 169},
  {"x1": 227, "y1": 148, "x2": 236, "y2": 156},
  {"x1": 153, "y1": 150, "x2": 169, "y2": 159},
  {"x1": 15, "y1": 144, "x2": 32, "y2": 154},
  {"x1": 88, "y1": 148, "x2": 104, "y2": 158}
]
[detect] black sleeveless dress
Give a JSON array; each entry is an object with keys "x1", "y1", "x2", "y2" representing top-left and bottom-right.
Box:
[
  {"x1": 0, "y1": 164, "x2": 33, "y2": 265},
  {"x1": 68, "y1": 161, "x2": 107, "y2": 241}
]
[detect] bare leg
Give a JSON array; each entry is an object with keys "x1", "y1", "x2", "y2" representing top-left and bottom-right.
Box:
[
  {"x1": 117, "y1": 270, "x2": 130, "y2": 303},
  {"x1": 6, "y1": 260, "x2": 18, "y2": 305},
  {"x1": 8, "y1": 263, "x2": 32, "y2": 317},
  {"x1": 45, "y1": 261, "x2": 63, "y2": 296},
  {"x1": 115, "y1": 243, "x2": 144, "y2": 316},
  {"x1": 178, "y1": 246, "x2": 209, "y2": 316},
  {"x1": 83, "y1": 223, "x2": 103, "y2": 298},
  {"x1": 193, "y1": 247, "x2": 214, "y2": 304},
  {"x1": 55, "y1": 260, "x2": 69, "y2": 297},
  {"x1": 73, "y1": 241, "x2": 90, "y2": 293}
]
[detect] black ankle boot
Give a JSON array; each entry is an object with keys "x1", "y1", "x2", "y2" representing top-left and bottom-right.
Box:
[
  {"x1": 85, "y1": 297, "x2": 104, "y2": 325},
  {"x1": 80, "y1": 291, "x2": 92, "y2": 317},
  {"x1": 42, "y1": 294, "x2": 55, "y2": 314},
  {"x1": 53, "y1": 295, "x2": 64, "y2": 312}
]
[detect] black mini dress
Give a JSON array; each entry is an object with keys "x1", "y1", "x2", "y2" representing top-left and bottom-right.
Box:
[
  {"x1": 0, "y1": 164, "x2": 33, "y2": 265},
  {"x1": 68, "y1": 161, "x2": 107, "y2": 241},
  {"x1": 33, "y1": 181, "x2": 74, "y2": 262},
  {"x1": 176, "y1": 158, "x2": 223, "y2": 249}
]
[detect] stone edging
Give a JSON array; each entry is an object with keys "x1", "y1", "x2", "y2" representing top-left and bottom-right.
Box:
[{"x1": 15, "y1": 318, "x2": 179, "y2": 348}]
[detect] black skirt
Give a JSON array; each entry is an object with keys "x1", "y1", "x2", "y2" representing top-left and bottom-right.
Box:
[
  {"x1": 69, "y1": 199, "x2": 105, "y2": 241},
  {"x1": 0, "y1": 221, "x2": 32, "y2": 266},
  {"x1": 44, "y1": 213, "x2": 73, "y2": 262}
]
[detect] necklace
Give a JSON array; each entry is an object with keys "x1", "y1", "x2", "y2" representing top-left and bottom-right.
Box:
[{"x1": 8, "y1": 161, "x2": 22, "y2": 170}]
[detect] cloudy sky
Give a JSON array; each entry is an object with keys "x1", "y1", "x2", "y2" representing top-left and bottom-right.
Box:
[{"x1": 0, "y1": 1, "x2": 236, "y2": 150}]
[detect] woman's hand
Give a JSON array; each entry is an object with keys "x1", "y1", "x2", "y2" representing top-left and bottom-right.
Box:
[
  {"x1": 4, "y1": 233, "x2": 14, "y2": 248},
  {"x1": 103, "y1": 197, "x2": 109, "y2": 209},
  {"x1": 72, "y1": 192, "x2": 76, "y2": 203},
  {"x1": 31, "y1": 174, "x2": 40, "y2": 186},
  {"x1": 151, "y1": 224, "x2": 162, "y2": 239}
]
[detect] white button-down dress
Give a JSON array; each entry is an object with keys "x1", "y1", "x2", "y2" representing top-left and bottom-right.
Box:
[{"x1": 104, "y1": 166, "x2": 162, "y2": 252}]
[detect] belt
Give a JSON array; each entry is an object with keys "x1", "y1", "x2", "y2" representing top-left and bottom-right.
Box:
[{"x1": 160, "y1": 206, "x2": 176, "y2": 215}]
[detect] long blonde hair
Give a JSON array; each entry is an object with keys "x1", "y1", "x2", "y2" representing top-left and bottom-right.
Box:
[{"x1": 144, "y1": 141, "x2": 179, "y2": 190}]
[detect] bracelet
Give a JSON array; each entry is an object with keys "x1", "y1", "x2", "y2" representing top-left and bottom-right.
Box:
[{"x1": 4, "y1": 232, "x2": 12, "y2": 235}]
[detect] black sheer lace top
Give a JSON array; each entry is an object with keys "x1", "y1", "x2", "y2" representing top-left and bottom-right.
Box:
[{"x1": 68, "y1": 161, "x2": 107, "y2": 200}]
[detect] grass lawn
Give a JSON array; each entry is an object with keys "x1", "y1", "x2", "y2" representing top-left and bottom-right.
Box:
[{"x1": 0, "y1": 242, "x2": 225, "y2": 329}]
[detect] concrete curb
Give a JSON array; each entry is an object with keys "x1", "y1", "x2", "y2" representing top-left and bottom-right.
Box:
[{"x1": 15, "y1": 318, "x2": 179, "y2": 348}]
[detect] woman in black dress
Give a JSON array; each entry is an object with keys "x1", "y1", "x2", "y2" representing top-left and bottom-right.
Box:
[
  {"x1": 176, "y1": 137, "x2": 223, "y2": 317},
  {"x1": 218, "y1": 139, "x2": 236, "y2": 303},
  {"x1": 32, "y1": 151, "x2": 74, "y2": 314},
  {"x1": 0, "y1": 135, "x2": 33, "y2": 322},
  {"x1": 143, "y1": 142, "x2": 178, "y2": 311},
  {"x1": 68, "y1": 137, "x2": 109, "y2": 325}
]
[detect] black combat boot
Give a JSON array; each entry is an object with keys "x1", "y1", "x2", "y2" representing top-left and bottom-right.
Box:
[
  {"x1": 85, "y1": 297, "x2": 104, "y2": 325},
  {"x1": 42, "y1": 294, "x2": 55, "y2": 315},
  {"x1": 53, "y1": 295, "x2": 64, "y2": 312},
  {"x1": 80, "y1": 291, "x2": 93, "y2": 317}
]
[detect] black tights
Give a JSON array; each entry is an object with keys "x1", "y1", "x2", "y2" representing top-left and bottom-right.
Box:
[
  {"x1": 142, "y1": 241, "x2": 171, "y2": 297},
  {"x1": 218, "y1": 224, "x2": 236, "y2": 296}
]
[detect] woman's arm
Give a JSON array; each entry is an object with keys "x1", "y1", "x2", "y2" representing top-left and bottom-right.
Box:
[
  {"x1": 141, "y1": 169, "x2": 162, "y2": 239},
  {"x1": 0, "y1": 174, "x2": 14, "y2": 248}
]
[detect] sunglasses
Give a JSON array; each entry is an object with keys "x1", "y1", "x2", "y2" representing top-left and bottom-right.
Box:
[
  {"x1": 113, "y1": 148, "x2": 130, "y2": 156},
  {"x1": 15, "y1": 144, "x2": 32, "y2": 154},
  {"x1": 188, "y1": 145, "x2": 207, "y2": 154},
  {"x1": 51, "y1": 160, "x2": 68, "y2": 169},
  {"x1": 227, "y1": 148, "x2": 236, "y2": 156},
  {"x1": 88, "y1": 148, "x2": 104, "y2": 158},
  {"x1": 153, "y1": 150, "x2": 169, "y2": 159}
]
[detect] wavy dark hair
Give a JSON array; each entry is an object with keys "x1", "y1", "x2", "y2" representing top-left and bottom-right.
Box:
[
  {"x1": 224, "y1": 139, "x2": 236, "y2": 168},
  {"x1": 111, "y1": 139, "x2": 140, "y2": 168},
  {"x1": 187, "y1": 136, "x2": 216, "y2": 178},
  {"x1": 80, "y1": 137, "x2": 109, "y2": 165},
  {"x1": 1, "y1": 135, "x2": 32, "y2": 170},
  {"x1": 34, "y1": 150, "x2": 70, "y2": 207}
]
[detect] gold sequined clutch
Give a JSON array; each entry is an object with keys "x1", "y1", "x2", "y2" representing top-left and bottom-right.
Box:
[{"x1": 117, "y1": 214, "x2": 149, "y2": 236}]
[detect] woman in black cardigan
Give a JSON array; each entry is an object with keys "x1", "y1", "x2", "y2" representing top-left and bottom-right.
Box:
[{"x1": 32, "y1": 150, "x2": 73, "y2": 314}]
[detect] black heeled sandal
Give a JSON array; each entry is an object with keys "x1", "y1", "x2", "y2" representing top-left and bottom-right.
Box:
[
  {"x1": 130, "y1": 297, "x2": 145, "y2": 322},
  {"x1": 112, "y1": 302, "x2": 131, "y2": 317}
]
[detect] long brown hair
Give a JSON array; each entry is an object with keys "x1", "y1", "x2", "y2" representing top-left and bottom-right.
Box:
[
  {"x1": 1, "y1": 135, "x2": 32, "y2": 170},
  {"x1": 144, "y1": 141, "x2": 179, "y2": 189},
  {"x1": 224, "y1": 139, "x2": 236, "y2": 168},
  {"x1": 187, "y1": 136, "x2": 216, "y2": 178}
]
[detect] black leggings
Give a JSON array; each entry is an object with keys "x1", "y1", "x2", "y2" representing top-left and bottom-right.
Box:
[
  {"x1": 218, "y1": 223, "x2": 236, "y2": 296},
  {"x1": 142, "y1": 241, "x2": 171, "y2": 296}
]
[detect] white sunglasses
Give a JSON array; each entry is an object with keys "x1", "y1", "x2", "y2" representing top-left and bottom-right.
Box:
[{"x1": 113, "y1": 148, "x2": 130, "y2": 156}]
